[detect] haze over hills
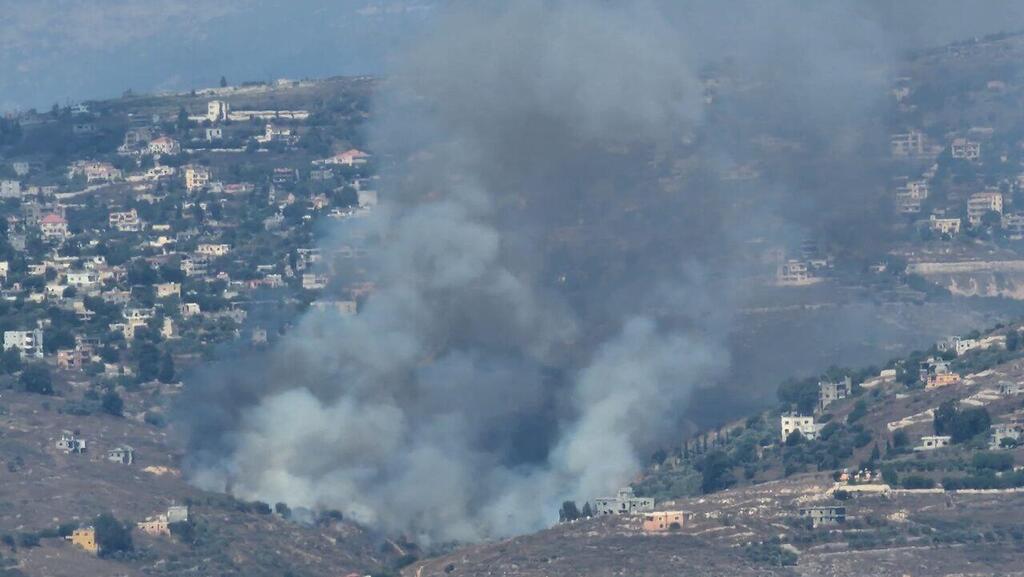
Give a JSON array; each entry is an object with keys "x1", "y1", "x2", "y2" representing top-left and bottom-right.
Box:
[{"x1": 6, "y1": 2, "x2": 1024, "y2": 577}]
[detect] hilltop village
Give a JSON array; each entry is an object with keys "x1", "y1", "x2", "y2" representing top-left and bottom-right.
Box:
[{"x1": 0, "y1": 77, "x2": 377, "y2": 413}]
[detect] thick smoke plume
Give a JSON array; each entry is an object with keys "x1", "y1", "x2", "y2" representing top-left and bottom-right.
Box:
[{"x1": 182, "y1": 0, "x2": 985, "y2": 542}]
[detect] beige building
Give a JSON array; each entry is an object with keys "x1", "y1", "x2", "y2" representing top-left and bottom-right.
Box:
[
  {"x1": 928, "y1": 215, "x2": 961, "y2": 236},
  {"x1": 69, "y1": 527, "x2": 98, "y2": 554},
  {"x1": 184, "y1": 165, "x2": 211, "y2": 192},
  {"x1": 155, "y1": 282, "x2": 181, "y2": 298},
  {"x1": 147, "y1": 136, "x2": 181, "y2": 156}
]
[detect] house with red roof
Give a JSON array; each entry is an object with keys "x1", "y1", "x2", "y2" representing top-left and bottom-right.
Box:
[
  {"x1": 314, "y1": 149, "x2": 370, "y2": 167},
  {"x1": 40, "y1": 213, "x2": 69, "y2": 241}
]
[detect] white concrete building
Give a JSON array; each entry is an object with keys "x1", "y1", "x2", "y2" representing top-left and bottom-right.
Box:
[
  {"x1": 914, "y1": 435, "x2": 951, "y2": 451},
  {"x1": 967, "y1": 191, "x2": 1003, "y2": 226},
  {"x1": 781, "y1": 414, "x2": 819, "y2": 441},
  {"x1": 4, "y1": 329, "x2": 44, "y2": 359},
  {"x1": 0, "y1": 180, "x2": 22, "y2": 198},
  {"x1": 951, "y1": 138, "x2": 981, "y2": 160}
]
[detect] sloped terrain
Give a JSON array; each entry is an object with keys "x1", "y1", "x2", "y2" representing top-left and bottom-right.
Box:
[{"x1": 0, "y1": 383, "x2": 398, "y2": 577}]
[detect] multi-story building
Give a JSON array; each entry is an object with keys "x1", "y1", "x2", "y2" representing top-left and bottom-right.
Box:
[
  {"x1": 207, "y1": 100, "x2": 230, "y2": 122},
  {"x1": 929, "y1": 215, "x2": 961, "y2": 236},
  {"x1": 1003, "y1": 213, "x2": 1024, "y2": 238},
  {"x1": 895, "y1": 179, "x2": 928, "y2": 214},
  {"x1": 951, "y1": 137, "x2": 981, "y2": 160},
  {"x1": 196, "y1": 243, "x2": 231, "y2": 257},
  {"x1": 184, "y1": 165, "x2": 211, "y2": 192},
  {"x1": 65, "y1": 271, "x2": 99, "y2": 289},
  {"x1": 39, "y1": 213, "x2": 69, "y2": 240},
  {"x1": 109, "y1": 209, "x2": 142, "y2": 232},
  {"x1": 776, "y1": 260, "x2": 819, "y2": 286},
  {"x1": 592, "y1": 487, "x2": 655, "y2": 516},
  {"x1": 891, "y1": 131, "x2": 925, "y2": 157},
  {"x1": 3, "y1": 329, "x2": 44, "y2": 358},
  {"x1": 147, "y1": 136, "x2": 181, "y2": 156},
  {"x1": 818, "y1": 377, "x2": 852, "y2": 412},
  {"x1": 967, "y1": 191, "x2": 1003, "y2": 226},
  {"x1": 781, "y1": 414, "x2": 819, "y2": 441}
]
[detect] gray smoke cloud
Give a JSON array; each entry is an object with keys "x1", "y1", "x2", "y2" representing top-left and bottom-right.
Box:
[{"x1": 182, "y1": 0, "x2": 1024, "y2": 542}]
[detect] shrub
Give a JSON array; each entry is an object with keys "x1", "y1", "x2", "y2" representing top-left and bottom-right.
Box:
[
  {"x1": 972, "y1": 451, "x2": 1014, "y2": 472},
  {"x1": 144, "y1": 411, "x2": 167, "y2": 428},
  {"x1": 101, "y1": 391, "x2": 124, "y2": 417},
  {"x1": 902, "y1": 475, "x2": 936, "y2": 489},
  {"x1": 94, "y1": 513, "x2": 133, "y2": 557},
  {"x1": 19, "y1": 365, "x2": 52, "y2": 395}
]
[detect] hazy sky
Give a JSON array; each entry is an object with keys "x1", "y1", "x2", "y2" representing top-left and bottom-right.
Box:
[
  {"x1": 3, "y1": 0, "x2": 1024, "y2": 113},
  {"x1": 0, "y1": 0, "x2": 437, "y2": 112}
]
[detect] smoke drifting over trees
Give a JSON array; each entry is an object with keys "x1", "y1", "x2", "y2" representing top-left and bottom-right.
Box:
[{"x1": 182, "y1": 1, "x2": 1021, "y2": 542}]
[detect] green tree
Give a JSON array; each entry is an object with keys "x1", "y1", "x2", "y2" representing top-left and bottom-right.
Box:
[
  {"x1": 0, "y1": 348, "x2": 21, "y2": 374},
  {"x1": 846, "y1": 399, "x2": 868, "y2": 424},
  {"x1": 158, "y1": 352, "x2": 175, "y2": 383},
  {"x1": 135, "y1": 342, "x2": 160, "y2": 382},
  {"x1": 777, "y1": 377, "x2": 819, "y2": 414},
  {"x1": 101, "y1": 391, "x2": 124, "y2": 417},
  {"x1": 881, "y1": 466, "x2": 898, "y2": 486},
  {"x1": 973, "y1": 451, "x2": 1014, "y2": 472},
  {"x1": 94, "y1": 513, "x2": 133, "y2": 557},
  {"x1": 558, "y1": 501, "x2": 580, "y2": 522},
  {"x1": 935, "y1": 400, "x2": 991, "y2": 443},
  {"x1": 1007, "y1": 331, "x2": 1021, "y2": 352},
  {"x1": 700, "y1": 450, "x2": 736, "y2": 493},
  {"x1": 892, "y1": 429, "x2": 910, "y2": 449},
  {"x1": 20, "y1": 364, "x2": 53, "y2": 395}
]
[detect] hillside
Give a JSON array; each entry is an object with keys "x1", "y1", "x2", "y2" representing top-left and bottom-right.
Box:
[
  {"x1": 409, "y1": 475, "x2": 1024, "y2": 577},
  {"x1": 0, "y1": 380, "x2": 405, "y2": 577},
  {"x1": 409, "y1": 320, "x2": 1024, "y2": 576}
]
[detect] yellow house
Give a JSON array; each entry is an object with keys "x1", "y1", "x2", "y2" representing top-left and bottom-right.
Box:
[
  {"x1": 69, "y1": 527, "x2": 98, "y2": 554},
  {"x1": 926, "y1": 372, "x2": 960, "y2": 389}
]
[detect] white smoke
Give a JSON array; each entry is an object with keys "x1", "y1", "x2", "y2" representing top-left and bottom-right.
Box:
[{"x1": 184, "y1": 0, "x2": 918, "y2": 543}]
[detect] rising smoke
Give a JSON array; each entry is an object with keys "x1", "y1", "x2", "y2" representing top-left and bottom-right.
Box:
[{"x1": 181, "y1": 0, "x2": 1008, "y2": 542}]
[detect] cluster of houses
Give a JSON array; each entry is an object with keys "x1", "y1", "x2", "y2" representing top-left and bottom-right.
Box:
[
  {"x1": 779, "y1": 377, "x2": 853, "y2": 442},
  {"x1": 68, "y1": 505, "x2": 189, "y2": 555},
  {"x1": 587, "y1": 487, "x2": 691, "y2": 533},
  {"x1": 889, "y1": 118, "x2": 1024, "y2": 240},
  {"x1": 55, "y1": 430, "x2": 134, "y2": 464},
  {"x1": 0, "y1": 95, "x2": 379, "y2": 384}
]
